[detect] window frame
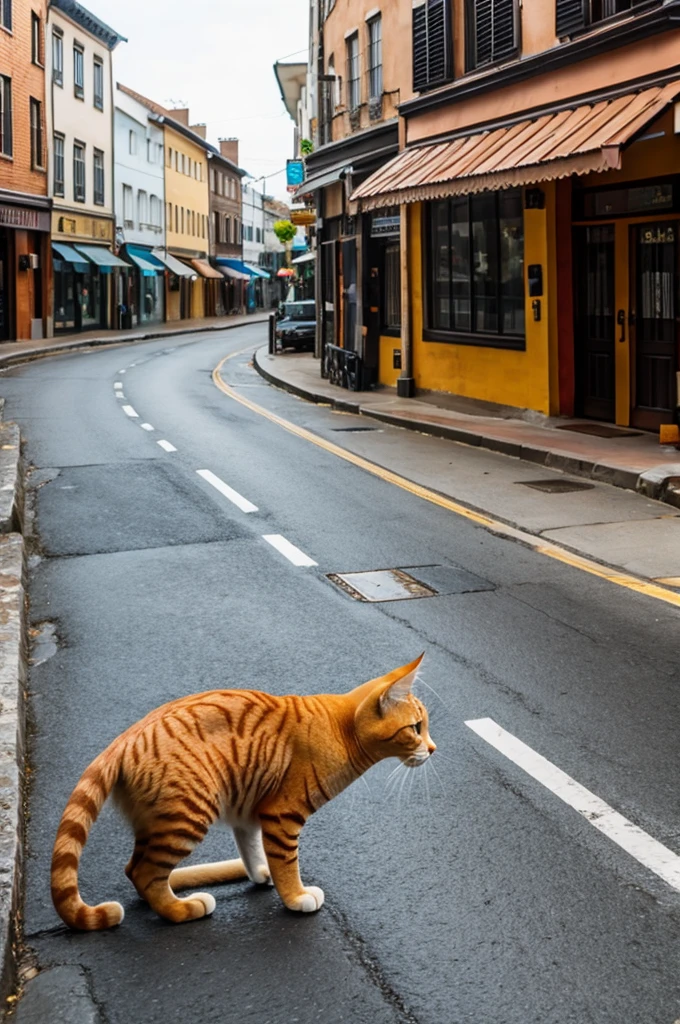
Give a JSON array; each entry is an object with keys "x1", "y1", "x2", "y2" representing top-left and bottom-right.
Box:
[
  {"x1": 0, "y1": 74, "x2": 11, "y2": 158},
  {"x1": 346, "y1": 31, "x2": 360, "y2": 111},
  {"x1": 423, "y1": 189, "x2": 526, "y2": 350},
  {"x1": 0, "y1": 0, "x2": 12, "y2": 33},
  {"x1": 73, "y1": 141, "x2": 86, "y2": 202},
  {"x1": 31, "y1": 12, "x2": 42, "y2": 66},
  {"x1": 556, "y1": 0, "x2": 656, "y2": 37},
  {"x1": 52, "y1": 30, "x2": 63, "y2": 86},
  {"x1": 123, "y1": 183, "x2": 133, "y2": 228},
  {"x1": 93, "y1": 148, "x2": 104, "y2": 205},
  {"x1": 29, "y1": 96, "x2": 43, "y2": 169},
  {"x1": 53, "y1": 132, "x2": 64, "y2": 195},
  {"x1": 93, "y1": 57, "x2": 104, "y2": 111},
  {"x1": 73, "y1": 43, "x2": 84, "y2": 99},
  {"x1": 367, "y1": 15, "x2": 383, "y2": 100}
]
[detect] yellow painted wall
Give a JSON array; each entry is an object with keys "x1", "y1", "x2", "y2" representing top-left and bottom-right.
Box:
[
  {"x1": 192, "y1": 278, "x2": 205, "y2": 319},
  {"x1": 164, "y1": 125, "x2": 210, "y2": 257},
  {"x1": 166, "y1": 288, "x2": 180, "y2": 322},
  {"x1": 408, "y1": 191, "x2": 555, "y2": 415},
  {"x1": 379, "y1": 336, "x2": 402, "y2": 387}
]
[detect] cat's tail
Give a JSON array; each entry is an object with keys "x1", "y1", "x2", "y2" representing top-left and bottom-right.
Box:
[{"x1": 51, "y1": 738, "x2": 125, "y2": 930}]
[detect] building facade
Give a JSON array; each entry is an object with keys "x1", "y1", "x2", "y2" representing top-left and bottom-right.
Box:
[
  {"x1": 208, "y1": 137, "x2": 246, "y2": 314},
  {"x1": 301, "y1": 0, "x2": 680, "y2": 432},
  {"x1": 0, "y1": 0, "x2": 51, "y2": 341},
  {"x1": 113, "y1": 84, "x2": 165, "y2": 326},
  {"x1": 241, "y1": 183, "x2": 272, "y2": 309},
  {"x1": 46, "y1": 0, "x2": 126, "y2": 333}
]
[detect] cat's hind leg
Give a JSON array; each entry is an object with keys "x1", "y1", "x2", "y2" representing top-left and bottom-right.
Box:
[{"x1": 233, "y1": 823, "x2": 271, "y2": 885}]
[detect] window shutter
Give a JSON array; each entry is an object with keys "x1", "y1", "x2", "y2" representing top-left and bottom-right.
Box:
[
  {"x1": 473, "y1": 0, "x2": 515, "y2": 67},
  {"x1": 492, "y1": 0, "x2": 516, "y2": 60},
  {"x1": 412, "y1": 0, "x2": 451, "y2": 93},
  {"x1": 555, "y1": 0, "x2": 586, "y2": 36},
  {"x1": 412, "y1": 3, "x2": 428, "y2": 92}
]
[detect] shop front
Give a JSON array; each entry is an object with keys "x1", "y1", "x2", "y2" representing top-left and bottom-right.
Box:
[
  {"x1": 51, "y1": 213, "x2": 129, "y2": 333},
  {"x1": 214, "y1": 261, "x2": 248, "y2": 314},
  {"x1": 0, "y1": 196, "x2": 51, "y2": 341},
  {"x1": 187, "y1": 259, "x2": 224, "y2": 318},
  {"x1": 151, "y1": 249, "x2": 196, "y2": 321},
  {"x1": 120, "y1": 245, "x2": 165, "y2": 327}
]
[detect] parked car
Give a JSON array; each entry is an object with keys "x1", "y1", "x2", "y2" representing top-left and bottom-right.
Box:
[{"x1": 275, "y1": 300, "x2": 316, "y2": 352}]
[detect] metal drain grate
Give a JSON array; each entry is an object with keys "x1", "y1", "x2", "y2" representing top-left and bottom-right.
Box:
[
  {"x1": 518, "y1": 479, "x2": 595, "y2": 494},
  {"x1": 330, "y1": 427, "x2": 378, "y2": 432},
  {"x1": 327, "y1": 564, "x2": 494, "y2": 602}
]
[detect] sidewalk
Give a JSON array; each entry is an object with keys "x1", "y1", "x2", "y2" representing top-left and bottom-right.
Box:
[
  {"x1": 0, "y1": 311, "x2": 268, "y2": 371},
  {"x1": 254, "y1": 348, "x2": 680, "y2": 506}
]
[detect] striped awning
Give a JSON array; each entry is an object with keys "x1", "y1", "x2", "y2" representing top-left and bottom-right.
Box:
[{"x1": 350, "y1": 82, "x2": 680, "y2": 209}]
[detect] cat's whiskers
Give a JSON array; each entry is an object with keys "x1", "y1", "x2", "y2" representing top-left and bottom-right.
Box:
[
  {"x1": 427, "y1": 759, "x2": 447, "y2": 796},
  {"x1": 414, "y1": 677, "x2": 450, "y2": 712}
]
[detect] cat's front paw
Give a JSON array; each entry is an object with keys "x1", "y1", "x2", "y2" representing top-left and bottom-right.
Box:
[
  {"x1": 287, "y1": 886, "x2": 325, "y2": 913},
  {"x1": 250, "y1": 864, "x2": 272, "y2": 886}
]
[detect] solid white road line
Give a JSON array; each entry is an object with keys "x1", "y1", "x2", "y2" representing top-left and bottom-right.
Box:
[
  {"x1": 262, "y1": 534, "x2": 317, "y2": 567},
  {"x1": 157, "y1": 440, "x2": 177, "y2": 452},
  {"x1": 196, "y1": 469, "x2": 258, "y2": 513},
  {"x1": 122, "y1": 405, "x2": 139, "y2": 418},
  {"x1": 140, "y1": 423, "x2": 154, "y2": 431},
  {"x1": 465, "y1": 717, "x2": 680, "y2": 893}
]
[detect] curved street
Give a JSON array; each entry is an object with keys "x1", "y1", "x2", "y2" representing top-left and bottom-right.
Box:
[{"x1": 2, "y1": 322, "x2": 680, "y2": 1023}]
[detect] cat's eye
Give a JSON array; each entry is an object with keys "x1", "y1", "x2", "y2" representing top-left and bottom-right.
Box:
[{"x1": 413, "y1": 721, "x2": 422, "y2": 735}]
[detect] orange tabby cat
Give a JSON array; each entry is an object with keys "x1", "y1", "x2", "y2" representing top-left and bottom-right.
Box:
[{"x1": 51, "y1": 654, "x2": 434, "y2": 930}]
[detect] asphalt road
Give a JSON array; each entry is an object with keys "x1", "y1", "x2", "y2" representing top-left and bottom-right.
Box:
[{"x1": 3, "y1": 321, "x2": 680, "y2": 1024}]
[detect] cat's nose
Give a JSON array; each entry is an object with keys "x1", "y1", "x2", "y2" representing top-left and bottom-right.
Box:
[{"x1": 428, "y1": 741, "x2": 436, "y2": 754}]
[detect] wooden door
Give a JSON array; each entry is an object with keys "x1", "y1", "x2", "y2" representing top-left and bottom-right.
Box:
[
  {"x1": 630, "y1": 221, "x2": 678, "y2": 429},
  {"x1": 574, "y1": 225, "x2": 616, "y2": 421}
]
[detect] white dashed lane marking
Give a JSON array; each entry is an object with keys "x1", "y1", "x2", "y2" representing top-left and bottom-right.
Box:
[
  {"x1": 196, "y1": 470, "x2": 258, "y2": 513},
  {"x1": 140, "y1": 423, "x2": 154, "y2": 431},
  {"x1": 262, "y1": 534, "x2": 317, "y2": 567},
  {"x1": 157, "y1": 440, "x2": 177, "y2": 452},
  {"x1": 466, "y1": 717, "x2": 680, "y2": 894},
  {"x1": 122, "y1": 405, "x2": 139, "y2": 418},
  {"x1": 114, "y1": 382, "x2": 123, "y2": 390}
]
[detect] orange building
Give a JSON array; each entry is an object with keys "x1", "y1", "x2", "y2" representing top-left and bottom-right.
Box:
[
  {"x1": 0, "y1": 0, "x2": 51, "y2": 340},
  {"x1": 303, "y1": 0, "x2": 680, "y2": 432}
]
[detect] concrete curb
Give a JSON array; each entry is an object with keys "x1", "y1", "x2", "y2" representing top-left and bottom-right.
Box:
[
  {"x1": 252, "y1": 348, "x2": 653, "y2": 498},
  {"x1": 0, "y1": 313, "x2": 269, "y2": 372}
]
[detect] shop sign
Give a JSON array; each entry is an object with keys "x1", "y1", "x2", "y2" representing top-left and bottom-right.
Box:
[
  {"x1": 371, "y1": 214, "x2": 400, "y2": 237},
  {"x1": 0, "y1": 204, "x2": 49, "y2": 231},
  {"x1": 291, "y1": 209, "x2": 316, "y2": 226},
  {"x1": 286, "y1": 159, "x2": 305, "y2": 194},
  {"x1": 641, "y1": 226, "x2": 675, "y2": 244}
]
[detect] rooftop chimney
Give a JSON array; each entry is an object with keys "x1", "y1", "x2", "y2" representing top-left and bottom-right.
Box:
[
  {"x1": 170, "y1": 107, "x2": 190, "y2": 126},
  {"x1": 219, "y1": 137, "x2": 239, "y2": 166},
  {"x1": 190, "y1": 123, "x2": 207, "y2": 139}
]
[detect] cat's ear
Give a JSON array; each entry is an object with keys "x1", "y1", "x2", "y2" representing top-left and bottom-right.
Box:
[{"x1": 378, "y1": 653, "x2": 424, "y2": 713}]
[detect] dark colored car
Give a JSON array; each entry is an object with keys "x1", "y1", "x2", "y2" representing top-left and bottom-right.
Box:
[{"x1": 276, "y1": 300, "x2": 316, "y2": 352}]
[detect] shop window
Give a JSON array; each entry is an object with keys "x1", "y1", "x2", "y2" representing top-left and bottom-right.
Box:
[
  {"x1": 93, "y1": 149, "x2": 104, "y2": 205},
  {"x1": 53, "y1": 133, "x2": 64, "y2": 195},
  {"x1": 0, "y1": 0, "x2": 11, "y2": 31},
  {"x1": 0, "y1": 75, "x2": 11, "y2": 157},
  {"x1": 52, "y1": 31, "x2": 63, "y2": 85},
  {"x1": 465, "y1": 0, "x2": 517, "y2": 71},
  {"x1": 383, "y1": 243, "x2": 401, "y2": 331},
  {"x1": 30, "y1": 97, "x2": 43, "y2": 169},
  {"x1": 73, "y1": 44, "x2": 84, "y2": 99},
  {"x1": 425, "y1": 189, "x2": 525, "y2": 347},
  {"x1": 412, "y1": 0, "x2": 452, "y2": 92},
  {"x1": 73, "y1": 142, "x2": 85, "y2": 201},
  {"x1": 556, "y1": 0, "x2": 651, "y2": 35},
  {"x1": 93, "y1": 58, "x2": 103, "y2": 110}
]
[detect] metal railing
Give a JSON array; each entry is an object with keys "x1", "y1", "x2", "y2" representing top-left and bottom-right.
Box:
[{"x1": 323, "y1": 343, "x2": 363, "y2": 391}]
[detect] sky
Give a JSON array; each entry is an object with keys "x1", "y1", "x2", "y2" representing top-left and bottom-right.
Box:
[{"x1": 86, "y1": 0, "x2": 309, "y2": 202}]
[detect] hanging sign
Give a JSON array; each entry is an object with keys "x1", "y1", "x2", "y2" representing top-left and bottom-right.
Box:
[{"x1": 286, "y1": 159, "x2": 305, "y2": 193}]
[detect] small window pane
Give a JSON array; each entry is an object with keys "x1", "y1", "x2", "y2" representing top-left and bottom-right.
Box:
[
  {"x1": 73, "y1": 47, "x2": 84, "y2": 97},
  {"x1": 498, "y1": 190, "x2": 524, "y2": 335},
  {"x1": 93, "y1": 60, "x2": 103, "y2": 110},
  {"x1": 450, "y1": 197, "x2": 471, "y2": 331},
  {"x1": 53, "y1": 134, "x2": 64, "y2": 195},
  {"x1": 471, "y1": 193, "x2": 499, "y2": 333},
  {"x1": 431, "y1": 201, "x2": 451, "y2": 331},
  {"x1": 0, "y1": 75, "x2": 12, "y2": 158}
]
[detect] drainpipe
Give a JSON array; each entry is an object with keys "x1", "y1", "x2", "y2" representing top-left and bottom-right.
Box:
[{"x1": 397, "y1": 203, "x2": 415, "y2": 398}]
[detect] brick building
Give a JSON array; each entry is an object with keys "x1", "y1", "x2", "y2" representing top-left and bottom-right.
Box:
[
  {"x1": 0, "y1": 0, "x2": 52, "y2": 340},
  {"x1": 208, "y1": 137, "x2": 246, "y2": 314}
]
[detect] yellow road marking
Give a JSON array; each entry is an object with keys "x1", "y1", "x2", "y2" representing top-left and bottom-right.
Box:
[{"x1": 213, "y1": 350, "x2": 680, "y2": 611}]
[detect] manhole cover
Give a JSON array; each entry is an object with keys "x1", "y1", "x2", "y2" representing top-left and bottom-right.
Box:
[
  {"x1": 518, "y1": 479, "x2": 595, "y2": 494},
  {"x1": 327, "y1": 565, "x2": 493, "y2": 602}
]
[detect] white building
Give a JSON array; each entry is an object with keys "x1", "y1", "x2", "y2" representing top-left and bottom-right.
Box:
[
  {"x1": 113, "y1": 85, "x2": 166, "y2": 325},
  {"x1": 46, "y1": 0, "x2": 127, "y2": 333},
  {"x1": 241, "y1": 184, "x2": 273, "y2": 309}
]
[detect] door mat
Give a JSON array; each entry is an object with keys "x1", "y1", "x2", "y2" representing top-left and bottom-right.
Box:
[{"x1": 556, "y1": 423, "x2": 643, "y2": 439}]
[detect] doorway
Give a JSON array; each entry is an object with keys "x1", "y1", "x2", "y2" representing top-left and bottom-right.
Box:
[
  {"x1": 630, "y1": 221, "x2": 677, "y2": 429},
  {"x1": 341, "y1": 238, "x2": 357, "y2": 351},
  {"x1": 574, "y1": 225, "x2": 616, "y2": 421}
]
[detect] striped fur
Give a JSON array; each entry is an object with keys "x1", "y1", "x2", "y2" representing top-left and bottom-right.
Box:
[{"x1": 51, "y1": 655, "x2": 435, "y2": 929}]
